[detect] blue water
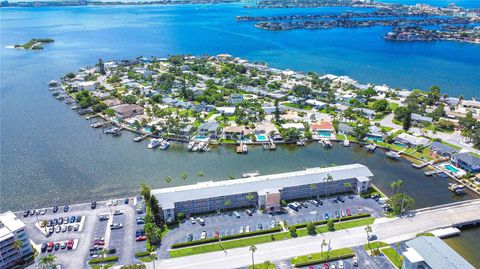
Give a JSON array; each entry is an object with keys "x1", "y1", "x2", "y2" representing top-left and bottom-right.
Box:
[
  {"x1": 1, "y1": 2, "x2": 480, "y2": 211},
  {"x1": 255, "y1": 134, "x2": 268, "y2": 142}
]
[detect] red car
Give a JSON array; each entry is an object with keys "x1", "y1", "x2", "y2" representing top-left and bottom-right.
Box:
[
  {"x1": 47, "y1": 242, "x2": 54, "y2": 252},
  {"x1": 66, "y1": 240, "x2": 74, "y2": 250},
  {"x1": 213, "y1": 231, "x2": 219, "y2": 238},
  {"x1": 346, "y1": 208, "x2": 352, "y2": 216},
  {"x1": 324, "y1": 263, "x2": 329, "y2": 269},
  {"x1": 136, "y1": 236, "x2": 147, "y2": 241}
]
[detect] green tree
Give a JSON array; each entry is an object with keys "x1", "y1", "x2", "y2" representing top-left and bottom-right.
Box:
[
  {"x1": 365, "y1": 225, "x2": 373, "y2": 251},
  {"x1": 353, "y1": 124, "x2": 369, "y2": 142},
  {"x1": 39, "y1": 253, "x2": 57, "y2": 269},
  {"x1": 141, "y1": 183, "x2": 151, "y2": 202},
  {"x1": 164, "y1": 176, "x2": 172, "y2": 184},
  {"x1": 224, "y1": 199, "x2": 232, "y2": 212},
  {"x1": 320, "y1": 239, "x2": 328, "y2": 258},
  {"x1": 387, "y1": 193, "x2": 415, "y2": 215},
  {"x1": 390, "y1": 179, "x2": 403, "y2": 194},
  {"x1": 149, "y1": 195, "x2": 160, "y2": 216},
  {"x1": 344, "y1": 182, "x2": 352, "y2": 192},
  {"x1": 289, "y1": 226, "x2": 297, "y2": 237},
  {"x1": 403, "y1": 110, "x2": 412, "y2": 131},
  {"x1": 372, "y1": 99, "x2": 389, "y2": 112},
  {"x1": 249, "y1": 244, "x2": 257, "y2": 269},
  {"x1": 180, "y1": 172, "x2": 188, "y2": 181}
]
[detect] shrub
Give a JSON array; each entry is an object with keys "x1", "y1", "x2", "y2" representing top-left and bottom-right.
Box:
[
  {"x1": 177, "y1": 212, "x2": 186, "y2": 221},
  {"x1": 289, "y1": 226, "x2": 297, "y2": 237},
  {"x1": 120, "y1": 264, "x2": 146, "y2": 269},
  {"x1": 306, "y1": 222, "x2": 316, "y2": 234},
  {"x1": 88, "y1": 256, "x2": 119, "y2": 264},
  {"x1": 135, "y1": 251, "x2": 150, "y2": 258},
  {"x1": 289, "y1": 213, "x2": 371, "y2": 229},
  {"x1": 327, "y1": 220, "x2": 335, "y2": 231}
]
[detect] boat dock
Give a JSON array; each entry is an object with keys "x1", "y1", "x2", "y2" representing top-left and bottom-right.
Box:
[
  {"x1": 430, "y1": 227, "x2": 461, "y2": 238},
  {"x1": 412, "y1": 161, "x2": 432, "y2": 169},
  {"x1": 424, "y1": 169, "x2": 442, "y2": 176},
  {"x1": 134, "y1": 134, "x2": 150, "y2": 142}
]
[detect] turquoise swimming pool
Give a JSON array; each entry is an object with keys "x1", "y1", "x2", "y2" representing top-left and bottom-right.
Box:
[
  {"x1": 143, "y1": 126, "x2": 152, "y2": 133},
  {"x1": 255, "y1": 134, "x2": 268, "y2": 142},
  {"x1": 445, "y1": 164, "x2": 459, "y2": 173},
  {"x1": 317, "y1": 131, "x2": 332, "y2": 137},
  {"x1": 367, "y1": 135, "x2": 383, "y2": 142},
  {"x1": 194, "y1": 135, "x2": 209, "y2": 141}
]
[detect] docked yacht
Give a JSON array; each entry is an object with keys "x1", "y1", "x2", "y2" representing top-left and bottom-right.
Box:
[
  {"x1": 187, "y1": 141, "x2": 195, "y2": 151},
  {"x1": 448, "y1": 183, "x2": 466, "y2": 194},
  {"x1": 385, "y1": 150, "x2": 400, "y2": 159},
  {"x1": 147, "y1": 138, "x2": 162, "y2": 149},
  {"x1": 159, "y1": 140, "x2": 170, "y2": 150},
  {"x1": 365, "y1": 144, "x2": 377, "y2": 152},
  {"x1": 343, "y1": 137, "x2": 350, "y2": 147}
]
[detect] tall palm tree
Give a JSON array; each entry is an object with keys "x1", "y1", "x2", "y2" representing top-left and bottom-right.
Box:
[
  {"x1": 164, "y1": 176, "x2": 173, "y2": 184},
  {"x1": 325, "y1": 173, "x2": 333, "y2": 182},
  {"x1": 99, "y1": 248, "x2": 109, "y2": 263},
  {"x1": 224, "y1": 199, "x2": 232, "y2": 212},
  {"x1": 344, "y1": 182, "x2": 352, "y2": 192},
  {"x1": 12, "y1": 240, "x2": 23, "y2": 263},
  {"x1": 249, "y1": 244, "x2": 257, "y2": 269},
  {"x1": 180, "y1": 172, "x2": 188, "y2": 182},
  {"x1": 390, "y1": 179, "x2": 403, "y2": 194},
  {"x1": 39, "y1": 254, "x2": 56, "y2": 269},
  {"x1": 320, "y1": 239, "x2": 327, "y2": 258},
  {"x1": 365, "y1": 225, "x2": 373, "y2": 252},
  {"x1": 149, "y1": 253, "x2": 158, "y2": 269}
]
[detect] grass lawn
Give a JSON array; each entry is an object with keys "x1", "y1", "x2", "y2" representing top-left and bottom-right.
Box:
[
  {"x1": 90, "y1": 264, "x2": 115, "y2": 269},
  {"x1": 364, "y1": 241, "x2": 389, "y2": 251},
  {"x1": 360, "y1": 185, "x2": 386, "y2": 199},
  {"x1": 381, "y1": 247, "x2": 404, "y2": 268},
  {"x1": 248, "y1": 262, "x2": 276, "y2": 269},
  {"x1": 416, "y1": 232, "x2": 434, "y2": 237},
  {"x1": 170, "y1": 217, "x2": 374, "y2": 258},
  {"x1": 290, "y1": 247, "x2": 354, "y2": 266},
  {"x1": 440, "y1": 141, "x2": 462, "y2": 150}
]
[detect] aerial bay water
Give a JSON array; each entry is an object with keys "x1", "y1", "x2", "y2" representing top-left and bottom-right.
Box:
[{"x1": 1, "y1": 2, "x2": 480, "y2": 209}]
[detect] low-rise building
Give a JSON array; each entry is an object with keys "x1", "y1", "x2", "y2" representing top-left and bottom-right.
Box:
[
  {"x1": 429, "y1": 142, "x2": 457, "y2": 158},
  {"x1": 353, "y1": 108, "x2": 376, "y2": 119},
  {"x1": 402, "y1": 236, "x2": 474, "y2": 269},
  {"x1": 311, "y1": 121, "x2": 335, "y2": 139},
  {"x1": 223, "y1": 126, "x2": 251, "y2": 140},
  {"x1": 152, "y1": 163, "x2": 372, "y2": 221},
  {"x1": 78, "y1": 81, "x2": 98, "y2": 92},
  {"x1": 451, "y1": 152, "x2": 480, "y2": 173},
  {"x1": 395, "y1": 133, "x2": 430, "y2": 147},
  {"x1": 0, "y1": 211, "x2": 34, "y2": 269},
  {"x1": 198, "y1": 122, "x2": 220, "y2": 139},
  {"x1": 411, "y1": 113, "x2": 433, "y2": 123},
  {"x1": 111, "y1": 104, "x2": 144, "y2": 119},
  {"x1": 229, "y1": 94, "x2": 244, "y2": 105}
]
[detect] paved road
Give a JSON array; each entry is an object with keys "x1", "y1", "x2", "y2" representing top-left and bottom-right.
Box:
[{"x1": 148, "y1": 199, "x2": 480, "y2": 269}]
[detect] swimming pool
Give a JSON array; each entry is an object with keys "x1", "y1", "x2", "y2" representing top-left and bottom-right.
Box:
[
  {"x1": 445, "y1": 164, "x2": 459, "y2": 173},
  {"x1": 143, "y1": 126, "x2": 152, "y2": 133},
  {"x1": 194, "y1": 135, "x2": 209, "y2": 141},
  {"x1": 317, "y1": 131, "x2": 332, "y2": 137},
  {"x1": 367, "y1": 135, "x2": 383, "y2": 142},
  {"x1": 255, "y1": 134, "x2": 268, "y2": 142}
]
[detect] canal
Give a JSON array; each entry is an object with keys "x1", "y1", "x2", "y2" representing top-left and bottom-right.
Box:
[{"x1": 444, "y1": 227, "x2": 480, "y2": 268}]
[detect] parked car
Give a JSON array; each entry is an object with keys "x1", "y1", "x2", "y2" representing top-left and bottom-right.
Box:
[
  {"x1": 63, "y1": 217, "x2": 68, "y2": 224},
  {"x1": 53, "y1": 219, "x2": 58, "y2": 226},
  {"x1": 29, "y1": 210, "x2": 35, "y2": 216},
  {"x1": 54, "y1": 243, "x2": 60, "y2": 251},
  {"x1": 346, "y1": 208, "x2": 352, "y2": 216},
  {"x1": 23, "y1": 210, "x2": 30, "y2": 217},
  {"x1": 61, "y1": 226, "x2": 67, "y2": 233},
  {"x1": 76, "y1": 216, "x2": 81, "y2": 222},
  {"x1": 288, "y1": 203, "x2": 300, "y2": 211},
  {"x1": 73, "y1": 224, "x2": 79, "y2": 231},
  {"x1": 245, "y1": 209, "x2": 252, "y2": 216},
  {"x1": 48, "y1": 227, "x2": 54, "y2": 234},
  {"x1": 239, "y1": 226, "x2": 244, "y2": 234},
  {"x1": 110, "y1": 223, "x2": 123, "y2": 230},
  {"x1": 70, "y1": 216, "x2": 76, "y2": 223},
  {"x1": 337, "y1": 196, "x2": 345, "y2": 203},
  {"x1": 338, "y1": 260, "x2": 344, "y2": 269},
  {"x1": 99, "y1": 215, "x2": 109, "y2": 221},
  {"x1": 341, "y1": 210, "x2": 346, "y2": 218},
  {"x1": 352, "y1": 256, "x2": 358, "y2": 266},
  {"x1": 213, "y1": 230, "x2": 219, "y2": 238},
  {"x1": 106, "y1": 200, "x2": 113, "y2": 206},
  {"x1": 335, "y1": 211, "x2": 340, "y2": 218},
  {"x1": 47, "y1": 242, "x2": 54, "y2": 252},
  {"x1": 323, "y1": 263, "x2": 329, "y2": 269},
  {"x1": 112, "y1": 200, "x2": 118, "y2": 206},
  {"x1": 330, "y1": 264, "x2": 336, "y2": 269},
  {"x1": 41, "y1": 243, "x2": 48, "y2": 253},
  {"x1": 189, "y1": 217, "x2": 196, "y2": 224},
  {"x1": 67, "y1": 225, "x2": 73, "y2": 231},
  {"x1": 357, "y1": 207, "x2": 364, "y2": 214},
  {"x1": 114, "y1": 210, "x2": 123, "y2": 215},
  {"x1": 233, "y1": 211, "x2": 241, "y2": 218},
  {"x1": 91, "y1": 201, "x2": 97, "y2": 209},
  {"x1": 55, "y1": 226, "x2": 61, "y2": 233},
  {"x1": 187, "y1": 233, "x2": 193, "y2": 242},
  {"x1": 63, "y1": 205, "x2": 69, "y2": 212},
  {"x1": 53, "y1": 205, "x2": 58, "y2": 213},
  {"x1": 40, "y1": 209, "x2": 47, "y2": 215},
  {"x1": 257, "y1": 224, "x2": 263, "y2": 230},
  {"x1": 67, "y1": 240, "x2": 74, "y2": 250},
  {"x1": 35, "y1": 209, "x2": 41, "y2": 215},
  {"x1": 270, "y1": 220, "x2": 276, "y2": 228},
  {"x1": 324, "y1": 213, "x2": 329, "y2": 220},
  {"x1": 136, "y1": 236, "x2": 147, "y2": 241},
  {"x1": 60, "y1": 242, "x2": 67, "y2": 249},
  {"x1": 108, "y1": 248, "x2": 116, "y2": 254},
  {"x1": 136, "y1": 229, "x2": 145, "y2": 237},
  {"x1": 368, "y1": 234, "x2": 377, "y2": 241},
  {"x1": 301, "y1": 202, "x2": 308, "y2": 208},
  {"x1": 200, "y1": 231, "x2": 207, "y2": 240},
  {"x1": 245, "y1": 226, "x2": 250, "y2": 233},
  {"x1": 136, "y1": 218, "x2": 145, "y2": 225},
  {"x1": 310, "y1": 200, "x2": 319, "y2": 206},
  {"x1": 124, "y1": 198, "x2": 129, "y2": 204},
  {"x1": 197, "y1": 218, "x2": 205, "y2": 226}
]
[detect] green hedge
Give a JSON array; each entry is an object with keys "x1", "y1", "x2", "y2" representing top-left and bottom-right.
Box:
[
  {"x1": 88, "y1": 256, "x2": 119, "y2": 264},
  {"x1": 290, "y1": 213, "x2": 371, "y2": 229},
  {"x1": 293, "y1": 253, "x2": 355, "y2": 267},
  {"x1": 170, "y1": 227, "x2": 282, "y2": 249},
  {"x1": 135, "y1": 251, "x2": 150, "y2": 257}
]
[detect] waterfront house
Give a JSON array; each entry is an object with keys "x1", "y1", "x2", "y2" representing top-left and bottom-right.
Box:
[
  {"x1": 311, "y1": 121, "x2": 335, "y2": 139},
  {"x1": 395, "y1": 133, "x2": 430, "y2": 147},
  {"x1": 461, "y1": 99, "x2": 480, "y2": 109},
  {"x1": 178, "y1": 125, "x2": 194, "y2": 140},
  {"x1": 367, "y1": 126, "x2": 384, "y2": 141},
  {"x1": 338, "y1": 122, "x2": 354, "y2": 135},
  {"x1": 111, "y1": 104, "x2": 144, "y2": 119},
  {"x1": 198, "y1": 122, "x2": 220, "y2": 139},
  {"x1": 411, "y1": 113, "x2": 433, "y2": 123},
  {"x1": 255, "y1": 122, "x2": 279, "y2": 136},
  {"x1": 281, "y1": 123, "x2": 305, "y2": 132},
  {"x1": 429, "y1": 142, "x2": 457, "y2": 158},
  {"x1": 402, "y1": 236, "x2": 474, "y2": 269},
  {"x1": 374, "y1": 85, "x2": 390, "y2": 94},
  {"x1": 451, "y1": 152, "x2": 480, "y2": 173},
  {"x1": 229, "y1": 94, "x2": 244, "y2": 105},
  {"x1": 223, "y1": 126, "x2": 251, "y2": 140}
]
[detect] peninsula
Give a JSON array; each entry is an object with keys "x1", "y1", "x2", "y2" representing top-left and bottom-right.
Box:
[{"x1": 13, "y1": 38, "x2": 54, "y2": 50}]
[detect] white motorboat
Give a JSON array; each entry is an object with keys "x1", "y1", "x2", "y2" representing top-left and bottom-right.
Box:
[
  {"x1": 147, "y1": 138, "x2": 162, "y2": 149},
  {"x1": 385, "y1": 150, "x2": 400, "y2": 159}
]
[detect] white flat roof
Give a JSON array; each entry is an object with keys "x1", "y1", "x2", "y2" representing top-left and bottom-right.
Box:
[
  {"x1": 0, "y1": 211, "x2": 26, "y2": 241},
  {"x1": 152, "y1": 164, "x2": 373, "y2": 209}
]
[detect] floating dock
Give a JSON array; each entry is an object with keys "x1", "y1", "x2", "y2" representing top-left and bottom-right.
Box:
[{"x1": 430, "y1": 227, "x2": 460, "y2": 238}]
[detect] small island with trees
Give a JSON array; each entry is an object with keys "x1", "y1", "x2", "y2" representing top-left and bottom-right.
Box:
[{"x1": 14, "y1": 38, "x2": 54, "y2": 50}]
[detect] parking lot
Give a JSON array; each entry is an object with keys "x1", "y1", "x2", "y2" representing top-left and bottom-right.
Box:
[
  {"x1": 18, "y1": 198, "x2": 139, "y2": 269},
  {"x1": 159, "y1": 195, "x2": 383, "y2": 258}
]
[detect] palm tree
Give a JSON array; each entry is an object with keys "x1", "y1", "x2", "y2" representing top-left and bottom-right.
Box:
[
  {"x1": 180, "y1": 172, "x2": 188, "y2": 181},
  {"x1": 99, "y1": 248, "x2": 109, "y2": 263},
  {"x1": 12, "y1": 240, "x2": 23, "y2": 263},
  {"x1": 39, "y1": 254, "x2": 56, "y2": 269},
  {"x1": 365, "y1": 225, "x2": 373, "y2": 252},
  {"x1": 320, "y1": 239, "x2": 327, "y2": 258},
  {"x1": 344, "y1": 182, "x2": 352, "y2": 192},
  {"x1": 164, "y1": 176, "x2": 173, "y2": 184},
  {"x1": 149, "y1": 252, "x2": 158, "y2": 269},
  {"x1": 325, "y1": 173, "x2": 333, "y2": 182},
  {"x1": 309, "y1": 184, "x2": 317, "y2": 199},
  {"x1": 224, "y1": 199, "x2": 232, "y2": 212},
  {"x1": 390, "y1": 179, "x2": 403, "y2": 194},
  {"x1": 249, "y1": 244, "x2": 257, "y2": 269}
]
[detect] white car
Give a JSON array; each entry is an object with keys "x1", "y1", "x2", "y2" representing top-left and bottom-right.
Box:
[
  {"x1": 239, "y1": 226, "x2": 244, "y2": 234},
  {"x1": 270, "y1": 220, "x2": 276, "y2": 228},
  {"x1": 197, "y1": 218, "x2": 205, "y2": 226},
  {"x1": 200, "y1": 231, "x2": 207, "y2": 240},
  {"x1": 189, "y1": 217, "x2": 196, "y2": 224},
  {"x1": 338, "y1": 260, "x2": 344, "y2": 269},
  {"x1": 106, "y1": 200, "x2": 113, "y2": 206},
  {"x1": 112, "y1": 200, "x2": 118, "y2": 206},
  {"x1": 245, "y1": 225, "x2": 250, "y2": 233},
  {"x1": 352, "y1": 256, "x2": 358, "y2": 266}
]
